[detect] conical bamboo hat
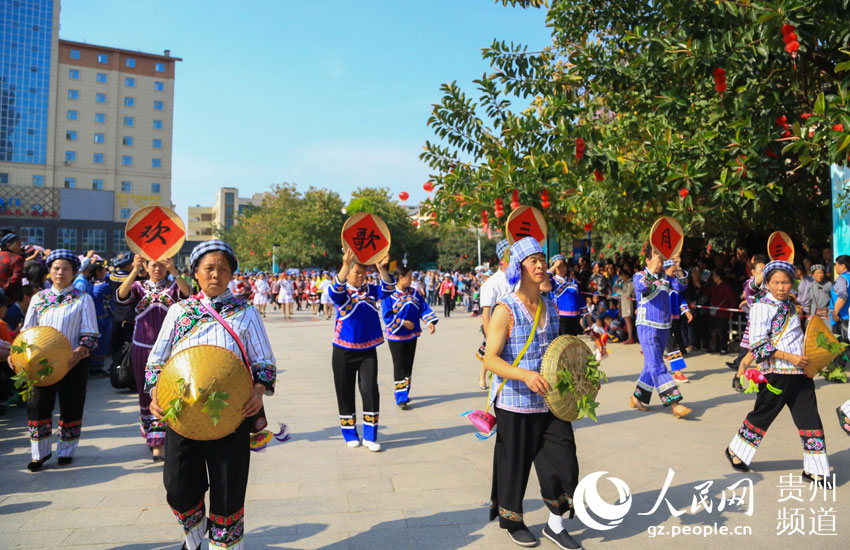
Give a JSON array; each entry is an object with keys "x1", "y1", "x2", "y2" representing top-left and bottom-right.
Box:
[
  {"x1": 540, "y1": 335, "x2": 597, "y2": 422},
  {"x1": 804, "y1": 315, "x2": 842, "y2": 378},
  {"x1": 156, "y1": 345, "x2": 254, "y2": 440},
  {"x1": 10, "y1": 326, "x2": 73, "y2": 386}
]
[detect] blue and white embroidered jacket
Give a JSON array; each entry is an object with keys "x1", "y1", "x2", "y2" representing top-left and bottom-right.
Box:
[
  {"x1": 669, "y1": 288, "x2": 690, "y2": 320},
  {"x1": 634, "y1": 269, "x2": 688, "y2": 329},
  {"x1": 330, "y1": 276, "x2": 396, "y2": 350},
  {"x1": 552, "y1": 275, "x2": 587, "y2": 317},
  {"x1": 381, "y1": 287, "x2": 438, "y2": 341},
  {"x1": 489, "y1": 293, "x2": 560, "y2": 413}
]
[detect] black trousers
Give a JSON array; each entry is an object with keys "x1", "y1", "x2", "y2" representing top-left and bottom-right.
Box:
[
  {"x1": 731, "y1": 374, "x2": 828, "y2": 475},
  {"x1": 443, "y1": 295, "x2": 452, "y2": 317},
  {"x1": 559, "y1": 316, "x2": 582, "y2": 336},
  {"x1": 331, "y1": 346, "x2": 380, "y2": 415},
  {"x1": 709, "y1": 317, "x2": 730, "y2": 353},
  {"x1": 490, "y1": 408, "x2": 579, "y2": 530},
  {"x1": 27, "y1": 357, "x2": 90, "y2": 459},
  {"x1": 164, "y1": 423, "x2": 250, "y2": 548},
  {"x1": 388, "y1": 339, "x2": 417, "y2": 404}
]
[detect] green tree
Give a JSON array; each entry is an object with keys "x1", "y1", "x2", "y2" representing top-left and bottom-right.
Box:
[
  {"x1": 421, "y1": 0, "x2": 850, "y2": 244},
  {"x1": 436, "y1": 226, "x2": 501, "y2": 271},
  {"x1": 218, "y1": 183, "x2": 347, "y2": 271}
]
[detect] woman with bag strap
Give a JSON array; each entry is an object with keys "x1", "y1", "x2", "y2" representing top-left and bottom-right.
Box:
[
  {"x1": 484, "y1": 237, "x2": 582, "y2": 550},
  {"x1": 146, "y1": 240, "x2": 276, "y2": 550}
]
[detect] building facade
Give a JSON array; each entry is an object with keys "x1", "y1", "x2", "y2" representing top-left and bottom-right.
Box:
[
  {"x1": 0, "y1": 0, "x2": 180, "y2": 257},
  {"x1": 187, "y1": 187, "x2": 265, "y2": 241}
]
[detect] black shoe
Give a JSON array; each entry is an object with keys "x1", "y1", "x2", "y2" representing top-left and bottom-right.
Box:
[
  {"x1": 153, "y1": 454, "x2": 165, "y2": 463},
  {"x1": 732, "y1": 375, "x2": 744, "y2": 393},
  {"x1": 89, "y1": 368, "x2": 108, "y2": 378},
  {"x1": 802, "y1": 471, "x2": 834, "y2": 489},
  {"x1": 836, "y1": 407, "x2": 850, "y2": 436},
  {"x1": 58, "y1": 456, "x2": 73, "y2": 466},
  {"x1": 542, "y1": 524, "x2": 582, "y2": 550},
  {"x1": 27, "y1": 453, "x2": 52, "y2": 472},
  {"x1": 398, "y1": 402, "x2": 409, "y2": 410},
  {"x1": 724, "y1": 447, "x2": 749, "y2": 472},
  {"x1": 507, "y1": 527, "x2": 537, "y2": 547}
]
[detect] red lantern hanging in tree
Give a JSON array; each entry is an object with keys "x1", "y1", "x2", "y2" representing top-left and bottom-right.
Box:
[
  {"x1": 584, "y1": 222, "x2": 593, "y2": 232},
  {"x1": 423, "y1": 181, "x2": 435, "y2": 192},
  {"x1": 781, "y1": 24, "x2": 799, "y2": 68},
  {"x1": 713, "y1": 67, "x2": 727, "y2": 94},
  {"x1": 594, "y1": 170, "x2": 605, "y2": 182},
  {"x1": 510, "y1": 189, "x2": 520, "y2": 210},
  {"x1": 679, "y1": 188, "x2": 689, "y2": 198},
  {"x1": 575, "y1": 137, "x2": 585, "y2": 162},
  {"x1": 399, "y1": 191, "x2": 409, "y2": 201}
]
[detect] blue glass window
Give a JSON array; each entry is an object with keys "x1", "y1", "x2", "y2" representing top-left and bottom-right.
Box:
[
  {"x1": 57, "y1": 228, "x2": 77, "y2": 250},
  {"x1": 123, "y1": 136, "x2": 133, "y2": 146},
  {"x1": 120, "y1": 208, "x2": 131, "y2": 219},
  {"x1": 67, "y1": 89, "x2": 79, "y2": 99},
  {"x1": 66, "y1": 130, "x2": 77, "y2": 141},
  {"x1": 124, "y1": 116, "x2": 134, "y2": 127},
  {"x1": 92, "y1": 178, "x2": 103, "y2": 189},
  {"x1": 126, "y1": 58, "x2": 136, "y2": 68},
  {"x1": 122, "y1": 155, "x2": 132, "y2": 166},
  {"x1": 153, "y1": 120, "x2": 163, "y2": 129},
  {"x1": 154, "y1": 100, "x2": 163, "y2": 110},
  {"x1": 125, "y1": 77, "x2": 135, "y2": 87},
  {"x1": 65, "y1": 151, "x2": 76, "y2": 162},
  {"x1": 94, "y1": 133, "x2": 104, "y2": 143},
  {"x1": 64, "y1": 177, "x2": 76, "y2": 188},
  {"x1": 154, "y1": 81, "x2": 164, "y2": 91},
  {"x1": 0, "y1": 173, "x2": 7, "y2": 184},
  {"x1": 33, "y1": 175, "x2": 45, "y2": 187},
  {"x1": 0, "y1": 0, "x2": 55, "y2": 163},
  {"x1": 155, "y1": 62, "x2": 165, "y2": 72},
  {"x1": 93, "y1": 153, "x2": 104, "y2": 164},
  {"x1": 98, "y1": 53, "x2": 108, "y2": 64},
  {"x1": 95, "y1": 113, "x2": 106, "y2": 123},
  {"x1": 152, "y1": 138, "x2": 162, "y2": 149},
  {"x1": 69, "y1": 49, "x2": 80, "y2": 60},
  {"x1": 96, "y1": 93, "x2": 106, "y2": 104},
  {"x1": 67, "y1": 110, "x2": 78, "y2": 120},
  {"x1": 69, "y1": 69, "x2": 79, "y2": 79},
  {"x1": 121, "y1": 181, "x2": 132, "y2": 192},
  {"x1": 96, "y1": 72, "x2": 107, "y2": 83},
  {"x1": 124, "y1": 97, "x2": 134, "y2": 107},
  {"x1": 151, "y1": 183, "x2": 161, "y2": 194},
  {"x1": 152, "y1": 158, "x2": 162, "y2": 168}
]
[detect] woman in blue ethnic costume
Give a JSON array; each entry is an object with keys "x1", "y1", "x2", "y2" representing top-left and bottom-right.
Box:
[
  {"x1": 329, "y1": 248, "x2": 395, "y2": 451},
  {"x1": 725, "y1": 260, "x2": 832, "y2": 488},
  {"x1": 21, "y1": 250, "x2": 99, "y2": 471},
  {"x1": 549, "y1": 253, "x2": 586, "y2": 336},
  {"x1": 147, "y1": 240, "x2": 276, "y2": 550},
  {"x1": 484, "y1": 237, "x2": 582, "y2": 550},
  {"x1": 629, "y1": 252, "x2": 691, "y2": 418},
  {"x1": 381, "y1": 266, "x2": 438, "y2": 410}
]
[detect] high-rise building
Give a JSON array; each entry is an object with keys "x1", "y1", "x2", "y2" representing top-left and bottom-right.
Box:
[
  {"x1": 0, "y1": 0, "x2": 180, "y2": 256},
  {"x1": 187, "y1": 187, "x2": 266, "y2": 241}
]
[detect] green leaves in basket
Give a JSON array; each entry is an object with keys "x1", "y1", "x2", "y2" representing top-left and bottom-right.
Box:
[
  {"x1": 11, "y1": 369, "x2": 37, "y2": 401},
  {"x1": 202, "y1": 391, "x2": 230, "y2": 427},
  {"x1": 576, "y1": 394, "x2": 601, "y2": 422},
  {"x1": 161, "y1": 378, "x2": 189, "y2": 426},
  {"x1": 36, "y1": 357, "x2": 53, "y2": 379},
  {"x1": 555, "y1": 353, "x2": 607, "y2": 422},
  {"x1": 10, "y1": 341, "x2": 30, "y2": 355}
]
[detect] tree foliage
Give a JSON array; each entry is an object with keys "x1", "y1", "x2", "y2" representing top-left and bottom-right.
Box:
[{"x1": 420, "y1": 0, "x2": 850, "y2": 243}]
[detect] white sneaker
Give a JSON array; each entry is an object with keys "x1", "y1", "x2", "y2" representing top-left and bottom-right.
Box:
[
  {"x1": 346, "y1": 439, "x2": 361, "y2": 448},
  {"x1": 363, "y1": 440, "x2": 382, "y2": 452}
]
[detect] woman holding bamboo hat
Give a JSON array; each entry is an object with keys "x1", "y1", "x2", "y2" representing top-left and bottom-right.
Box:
[{"x1": 147, "y1": 240, "x2": 276, "y2": 550}]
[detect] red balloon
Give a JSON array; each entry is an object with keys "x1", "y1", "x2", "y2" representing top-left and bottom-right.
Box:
[{"x1": 399, "y1": 191, "x2": 409, "y2": 201}]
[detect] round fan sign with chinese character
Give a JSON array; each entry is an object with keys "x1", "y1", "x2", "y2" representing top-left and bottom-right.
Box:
[
  {"x1": 125, "y1": 206, "x2": 186, "y2": 262},
  {"x1": 341, "y1": 212, "x2": 391, "y2": 265},
  {"x1": 767, "y1": 231, "x2": 795, "y2": 263},
  {"x1": 505, "y1": 205, "x2": 547, "y2": 246},
  {"x1": 649, "y1": 216, "x2": 684, "y2": 260}
]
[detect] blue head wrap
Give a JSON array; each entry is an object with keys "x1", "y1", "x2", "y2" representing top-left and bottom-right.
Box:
[
  {"x1": 46, "y1": 249, "x2": 81, "y2": 272},
  {"x1": 496, "y1": 239, "x2": 511, "y2": 260},
  {"x1": 550, "y1": 253, "x2": 566, "y2": 265},
  {"x1": 506, "y1": 237, "x2": 544, "y2": 286},
  {"x1": 0, "y1": 232, "x2": 19, "y2": 249},
  {"x1": 189, "y1": 239, "x2": 238, "y2": 274},
  {"x1": 764, "y1": 260, "x2": 795, "y2": 282},
  {"x1": 663, "y1": 259, "x2": 675, "y2": 269}
]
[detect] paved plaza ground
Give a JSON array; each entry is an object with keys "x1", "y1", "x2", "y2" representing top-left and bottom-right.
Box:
[{"x1": 1, "y1": 308, "x2": 849, "y2": 549}]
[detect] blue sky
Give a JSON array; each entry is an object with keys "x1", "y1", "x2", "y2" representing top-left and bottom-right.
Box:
[{"x1": 60, "y1": 0, "x2": 550, "y2": 221}]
